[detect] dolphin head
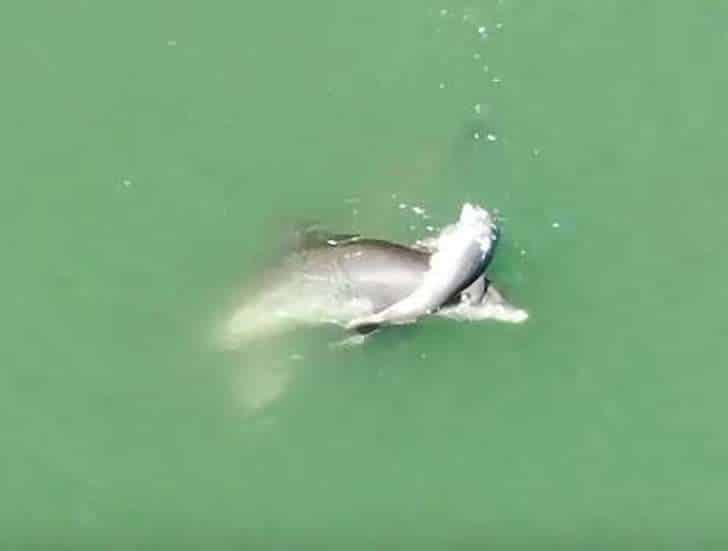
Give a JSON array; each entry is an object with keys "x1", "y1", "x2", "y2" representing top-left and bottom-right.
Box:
[
  {"x1": 438, "y1": 276, "x2": 528, "y2": 323},
  {"x1": 478, "y1": 279, "x2": 529, "y2": 323}
]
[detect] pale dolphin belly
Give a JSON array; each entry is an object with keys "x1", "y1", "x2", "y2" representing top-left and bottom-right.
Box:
[{"x1": 345, "y1": 203, "x2": 497, "y2": 328}]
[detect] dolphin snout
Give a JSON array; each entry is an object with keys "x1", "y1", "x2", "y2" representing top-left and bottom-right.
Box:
[{"x1": 481, "y1": 285, "x2": 529, "y2": 323}]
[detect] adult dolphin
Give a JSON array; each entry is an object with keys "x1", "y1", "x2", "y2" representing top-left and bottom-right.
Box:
[{"x1": 221, "y1": 203, "x2": 527, "y2": 346}]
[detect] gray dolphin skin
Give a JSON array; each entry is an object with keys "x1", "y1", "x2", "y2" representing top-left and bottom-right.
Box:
[
  {"x1": 292, "y1": 237, "x2": 524, "y2": 331},
  {"x1": 221, "y1": 203, "x2": 527, "y2": 345},
  {"x1": 297, "y1": 239, "x2": 430, "y2": 314}
]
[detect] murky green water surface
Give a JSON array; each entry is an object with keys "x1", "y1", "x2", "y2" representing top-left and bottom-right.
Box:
[{"x1": 3, "y1": 1, "x2": 727, "y2": 548}]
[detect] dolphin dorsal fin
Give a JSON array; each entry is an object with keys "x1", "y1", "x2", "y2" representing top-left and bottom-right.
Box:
[{"x1": 289, "y1": 224, "x2": 360, "y2": 250}]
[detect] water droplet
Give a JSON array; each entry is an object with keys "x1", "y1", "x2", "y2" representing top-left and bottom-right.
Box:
[
  {"x1": 486, "y1": 133, "x2": 497, "y2": 142},
  {"x1": 439, "y1": 82, "x2": 446, "y2": 89},
  {"x1": 551, "y1": 222, "x2": 560, "y2": 229}
]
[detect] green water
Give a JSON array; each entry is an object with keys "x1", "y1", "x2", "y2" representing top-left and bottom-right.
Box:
[{"x1": 3, "y1": 1, "x2": 728, "y2": 548}]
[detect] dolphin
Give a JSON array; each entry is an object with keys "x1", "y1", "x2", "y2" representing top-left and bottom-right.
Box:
[{"x1": 221, "y1": 203, "x2": 527, "y2": 346}]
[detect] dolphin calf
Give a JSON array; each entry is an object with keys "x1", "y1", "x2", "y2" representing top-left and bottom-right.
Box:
[{"x1": 221, "y1": 203, "x2": 527, "y2": 346}]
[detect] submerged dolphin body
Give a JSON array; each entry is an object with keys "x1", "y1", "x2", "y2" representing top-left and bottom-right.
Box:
[{"x1": 222, "y1": 203, "x2": 527, "y2": 345}]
